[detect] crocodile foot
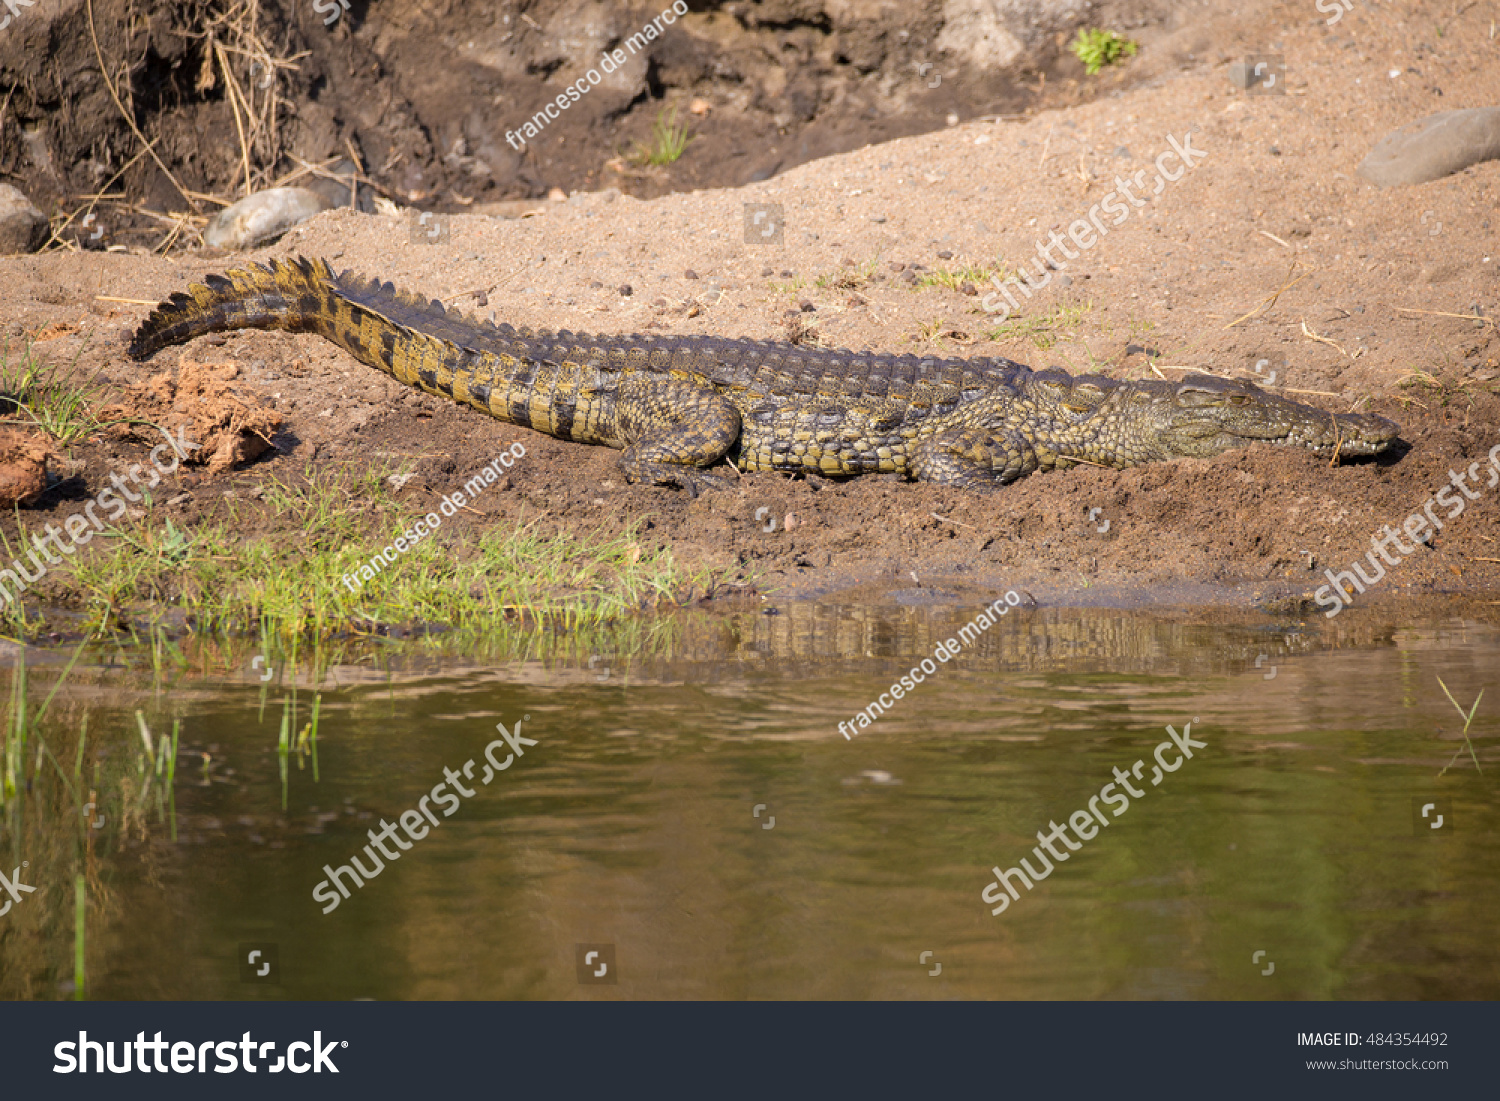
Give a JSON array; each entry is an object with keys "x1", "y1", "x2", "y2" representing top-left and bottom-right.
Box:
[
  {"x1": 619, "y1": 458, "x2": 735, "y2": 498},
  {"x1": 910, "y1": 427, "x2": 1040, "y2": 488}
]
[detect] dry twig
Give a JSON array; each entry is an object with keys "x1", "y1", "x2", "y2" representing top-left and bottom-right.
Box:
[{"x1": 86, "y1": 0, "x2": 201, "y2": 214}]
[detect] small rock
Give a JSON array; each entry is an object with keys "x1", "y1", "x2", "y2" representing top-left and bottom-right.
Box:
[
  {"x1": 798, "y1": 300, "x2": 816, "y2": 312},
  {"x1": 684, "y1": 269, "x2": 699, "y2": 279},
  {"x1": 1269, "y1": 144, "x2": 1281, "y2": 155},
  {"x1": 619, "y1": 284, "x2": 633, "y2": 296},
  {"x1": 937, "y1": 249, "x2": 953, "y2": 259},
  {"x1": 301, "y1": 159, "x2": 368, "y2": 212},
  {"x1": 203, "y1": 187, "x2": 331, "y2": 250},
  {"x1": 870, "y1": 214, "x2": 887, "y2": 223},
  {"x1": 1358, "y1": 107, "x2": 1500, "y2": 187},
  {"x1": 761, "y1": 267, "x2": 774, "y2": 277},
  {"x1": 960, "y1": 281, "x2": 978, "y2": 296},
  {"x1": 547, "y1": 187, "x2": 568, "y2": 201},
  {"x1": 689, "y1": 98, "x2": 711, "y2": 116},
  {"x1": 0, "y1": 184, "x2": 48, "y2": 254},
  {"x1": 888, "y1": 262, "x2": 905, "y2": 272}
]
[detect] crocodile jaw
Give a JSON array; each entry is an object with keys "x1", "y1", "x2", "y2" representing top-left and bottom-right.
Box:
[{"x1": 1155, "y1": 376, "x2": 1399, "y2": 459}]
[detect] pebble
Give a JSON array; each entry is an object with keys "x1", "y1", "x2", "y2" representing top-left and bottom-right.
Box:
[
  {"x1": 1226, "y1": 61, "x2": 1255, "y2": 90},
  {"x1": 203, "y1": 187, "x2": 331, "y2": 249},
  {"x1": 0, "y1": 184, "x2": 47, "y2": 254},
  {"x1": 936, "y1": 249, "x2": 953, "y2": 259},
  {"x1": 684, "y1": 269, "x2": 699, "y2": 279},
  {"x1": 301, "y1": 158, "x2": 366, "y2": 211},
  {"x1": 1358, "y1": 107, "x2": 1500, "y2": 187},
  {"x1": 619, "y1": 284, "x2": 633, "y2": 296}
]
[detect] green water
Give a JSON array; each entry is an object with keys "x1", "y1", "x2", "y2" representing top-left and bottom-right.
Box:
[{"x1": 3, "y1": 601, "x2": 1497, "y2": 1000}]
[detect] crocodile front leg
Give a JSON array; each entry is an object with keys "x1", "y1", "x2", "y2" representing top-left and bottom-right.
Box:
[
  {"x1": 909, "y1": 426, "x2": 1041, "y2": 489},
  {"x1": 615, "y1": 374, "x2": 742, "y2": 496}
]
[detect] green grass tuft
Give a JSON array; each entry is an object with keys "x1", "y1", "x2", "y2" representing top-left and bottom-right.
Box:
[
  {"x1": 0, "y1": 337, "x2": 103, "y2": 446},
  {"x1": 917, "y1": 261, "x2": 1011, "y2": 293},
  {"x1": 1070, "y1": 29, "x2": 1139, "y2": 75},
  {"x1": 56, "y1": 464, "x2": 720, "y2": 641},
  {"x1": 985, "y1": 302, "x2": 1094, "y2": 349},
  {"x1": 630, "y1": 103, "x2": 694, "y2": 166}
]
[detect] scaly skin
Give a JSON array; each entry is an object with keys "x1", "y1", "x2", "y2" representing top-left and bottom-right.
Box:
[{"x1": 127, "y1": 256, "x2": 1400, "y2": 493}]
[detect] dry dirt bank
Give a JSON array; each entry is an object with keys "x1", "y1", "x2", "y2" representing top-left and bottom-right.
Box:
[{"x1": 0, "y1": 0, "x2": 1497, "y2": 621}]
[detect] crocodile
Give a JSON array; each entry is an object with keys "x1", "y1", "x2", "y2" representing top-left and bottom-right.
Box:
[{"x1": 128, "y1": 256, "x2": 1400, "y2": 493}]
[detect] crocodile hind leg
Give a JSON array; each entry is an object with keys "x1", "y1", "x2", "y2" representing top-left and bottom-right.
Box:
[
  {"x1": 909, "y1": 426, "x2": 1041, "y2": 489},
  {"x1": 615, "y1": 374, "x2": 742, "y2": 496}
]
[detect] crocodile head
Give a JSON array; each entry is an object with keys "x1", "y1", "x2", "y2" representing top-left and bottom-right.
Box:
[{"x1": 1139, "y1": 374, "x2": 1399, "y2": 460}]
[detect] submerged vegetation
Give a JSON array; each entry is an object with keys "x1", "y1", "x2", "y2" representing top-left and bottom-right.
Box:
[
  {"x1": 0, "y1": 604, "x2": 701, "y2": 999},
  {"x1": 0, "y1": 646, "x2": 180, "y2": 1000}
]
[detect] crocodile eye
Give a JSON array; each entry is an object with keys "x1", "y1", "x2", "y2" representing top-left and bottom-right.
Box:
[{"x1": 1175, "y1": 385, "x2": 1220, "y2": 406}]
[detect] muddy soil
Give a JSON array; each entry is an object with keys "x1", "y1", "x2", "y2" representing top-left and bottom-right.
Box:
[
  {"x1": 1, "y1": 0, "x2": 1166, "y2": 251},
  {"x1": 0, "y1": 0, "x2": 1498, "y2": 622}
]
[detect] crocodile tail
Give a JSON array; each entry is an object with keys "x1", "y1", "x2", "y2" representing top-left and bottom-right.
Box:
[{"x1": 127, "y1": 255, "x2": 341, "y2": 361}]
